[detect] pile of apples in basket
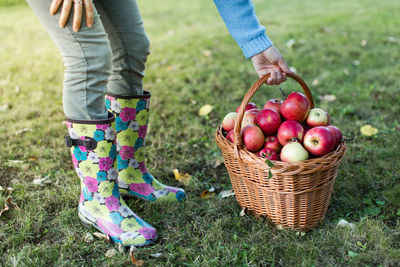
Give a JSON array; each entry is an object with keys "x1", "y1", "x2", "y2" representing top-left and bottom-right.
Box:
[{"x1": 222, "y1": 92, "x2": 342, "y2": 162}]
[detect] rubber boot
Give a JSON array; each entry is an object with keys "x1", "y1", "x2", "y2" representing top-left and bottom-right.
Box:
[
  {"x1": 65, "y1": 112, "x2": 157, "y2": 246},
  {"x1": 105, "y1": 92, "x2": 186, "y2": 202}
]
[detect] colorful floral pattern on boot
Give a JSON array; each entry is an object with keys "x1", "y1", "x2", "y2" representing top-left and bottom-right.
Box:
[
  {"x1": 106, "y1": 92, "x2": 186, "y2": 202},
  {"x1": 66, "y1": 115, "x2": 158, "y2": 247}
]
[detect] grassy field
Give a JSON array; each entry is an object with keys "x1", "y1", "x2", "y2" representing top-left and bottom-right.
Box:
[{"x1": 1, "y1": 0, "x2": 400, "y2": 266}]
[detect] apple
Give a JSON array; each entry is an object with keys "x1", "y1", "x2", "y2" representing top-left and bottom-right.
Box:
[
  {"x1": 303, "y1": 126, "x2": 335, "y2": 156},
  {"x1": 241, "y1": 109, "x2": 258, "y2": 128},
  {"x1": 258, "y1": 148, "x2": 279, "y2": 160},
  {"x1": 280, "y1": 92, "x2": 310, "y2": 122},
  {"x1": 226, "y1": 130, "x2": 234, "y2": 143},
  {"x1": 255, "y1": 108, "x2": 281, "y2": 136},
  {"x1": 222, "y1": 112, "x2": 237, "y2": 132},
  {"x1": 236, "y1": 102, "x2": 257, "y2": 113},
  {"x1": 306, "y1": 108, "x2": 329, "y2": 127},
  {"x1": 264, "y1": 136, "x2": 282, "y2": 153},
  {"x1": 241, "y1": 125, "x2": 264, "y2": 152},
  {"x1": 277, "y1": 120, "x2": 304, "y2": 146},
  {"x1": 263, "y1": 99, "x2": 283, "y2": 113},
  {"x1": 280, "y1": 142, "x2": 309, "y2": 162},
  {"x1": 327, "y1": 125, "x2": 342, "y2": 148}
]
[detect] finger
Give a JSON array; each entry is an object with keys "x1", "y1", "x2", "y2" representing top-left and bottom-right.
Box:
[
  {"x1": 278, "y1": 58, "x2": 292, "y2": 73},
  {"x1": 50, "y1": 0, "x2": 62, "y2": 15},
  {"x1": 84, "y1": 0, "x2": 93, "y2": 27},
  {"x1": 275, "y1": 71, "x2": 283, "y2": 84},
  {"x1": 73, "y1": 1, "x2": 83, "y2": 32},
  {"x1": 268, "y1": 71, "x2": 277, "y2": 85},
  {"x1": 59, "y1": 0, "x2": 73, "y2": 28},
  {"x1": 281, "y1": 72, "x2": 287, "y2": 82}
]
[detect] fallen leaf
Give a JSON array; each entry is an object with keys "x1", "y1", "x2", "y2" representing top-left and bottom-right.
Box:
[
  {"x1": 166, "y1": 65, "x2": 175, "y2": 72},
  {"x1": 33, "y1": 176, "x2": 52, "y2": 186},
  {"x1": 289, "y1": 66, "x2": 297, "y2": 73},
  {"x1": 276, "y1": 224, "x2": 284, "y2": 230},
  {"x1": 320, "y1": 26, "x2": 332, "y2": 34},
  {"x1": 200, "y1": 187, "x2": 215, "y2": 200},
  {"x1": 190, "y1": 98, "x2": 197, "y2": 105},
  {"x1": 0, "y1": 203, "x2": 9, "y2": 217},
  {"x1": 219, "y1": 190, "x2": 235, "y2": 199},
  {"x1": 352, "y1": 60, "x2": 360, "y2": 66},
  {"x1": 93, "y1": 232, "x2": 111, "y2": 243},
  {"x1": 361, "y1": 39, "x2": 368, "y2": 47},
  {"x1": 240, "y1": 207, "x2": 246, "y2": 217},
  {"x1": 0, "y1": 104, "x2": 9, "y2": 111},
  {"x1": 213, "y1": 159, "x2": 223, "y2": 168},
  {"x1": 5, "y1": 187, "x2": 13, "y2": 194},
  {"x1": 337, "y1": 219, "x2": 356, "y2": 230},
  {"x1": 311, "y1": 79, "x2": 319, "y2": 86},
  {"x1": 286, "y1": 39, "x2": 296, "y2": 49},
  {"x1": 5, "y1": 160, "x2": 29, "y2": 170},
  {"x1": 0, "y1": 197, "x2": 20, "y2": 217},
  {"x1": 319, "y1": 94, "x2": 337, "y2": 102},
  {"x1": 343, "y1": 69, "x2": 350, "y2": 76},
  {"x1": 173, "y1": 169, "x2": 192, "y2": 186},
  {"x1": 118, "y1": 243, "x2": 125, "y2": 253},
  {"x1": 0, "y1": 186, "x2": 3, "y2": 191},
  {"x1": 386, "y1": 36, "x2": 397, "y2": 43},
  {"x1": 84, "y1": 233, "x2": 94, "y2": 243},
  {"x1": 150, "y1": 253, "x2": 163, "y2": 258},
  {"x1": 15, "y1": 128, "x2": 33, "y2": 136},
  {"x1": 198, "y1": 104, "x2": 214, "y2": 116},
  {"x1": 360, "y1": 125, "x2": 378, "y2": 136},
  {"x1": 105, "y1": 248, "x2": 117, "y2": 258},
  {"x1": 203, "y1": 50, "x2": 212, "y2": 57},
  {"x1": 130, "y1": 246, "x2": 144, "y2": 266}
]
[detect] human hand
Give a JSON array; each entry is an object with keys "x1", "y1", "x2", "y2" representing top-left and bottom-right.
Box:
[
  {"x1": 50, "y1": 0, "x2": 93, "y2": 32},
  {"x1": 251, "y1": 46, "x2": 292, "y2": 85}
]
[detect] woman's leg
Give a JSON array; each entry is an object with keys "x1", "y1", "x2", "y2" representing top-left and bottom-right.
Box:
[
  {"x1": 26, "y1": 0, "x2": 111, "y2": 120},
  {"x1": 26, "y1": 0, "x2": 158, "y2": 246},
  {"x1": 95, "y1": 0, "x2": 150, "y2": 96},
  {"x1": 96, "y1": 0, "x2": 186, "y2": 202}
]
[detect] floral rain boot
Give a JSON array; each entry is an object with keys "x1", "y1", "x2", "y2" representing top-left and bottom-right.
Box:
[
  {"x1": 65, "y1": 112, "x2": 157, "y2": 247},
  {"x1": 105, "y1": 91, "x2": 186, "y2": 202}
]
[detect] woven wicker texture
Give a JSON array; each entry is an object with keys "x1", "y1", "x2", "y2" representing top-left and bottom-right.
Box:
[{"x1": 215, "y1": 73, "x2": 347, "y2": 230}]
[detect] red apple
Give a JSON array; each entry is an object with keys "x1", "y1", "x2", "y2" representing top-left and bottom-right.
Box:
[
  {"x1": 255, "y1": 108, "x2": 281, "y2": 136},
  {"x1": 222, "y1": 112, "x2": 237, "y2": 132},
  {"x1": 277, "y1": 120, "x2": 304, "y2": 146},
  {"x1": 263, "y1": 99, "x2": 283, "y2": 113},
  {"x1": 306, "y1": 108, "x2": 329, "y2": 127},
  {"x1": 241, "y1": 109, "x2": 258, "y2": 128},
  {"x1": 327, "y1": 125, "x2": 342, "y2": 148},
  {"x1": 280, "y1": 142, "x2": 309, "y2": 162},
  {"x1": 241, "y1": 125, "x2": 264, "y2": 152},
  {"x1": 280, "y1": 92, "x2": 310, "y2": 122},
  {"x1": 226, "y1": 130, "x2": 234, "y2": 143},
  {"x1": 236, "y1": 102, "x2": 257, "y2": 113},
  {"x1": 303, "y1": 126, "x2": 335, "y2": 156},
  {"x1": 258, "y1": 148, "x2": 279, "y2": 160},
  {"x1": 264, "y1": 136, "x2": 282, "y2": 153}
]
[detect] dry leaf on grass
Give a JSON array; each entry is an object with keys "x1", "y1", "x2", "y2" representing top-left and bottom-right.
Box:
[
  {"x1": 173, "y1": 169, "x2": 192, "y2": 186},
  {"x1": 0, "y1": 197, "x2": 20, "y2": 217},
  {"x1": 219, "y1": 190, "x2": 235, "y2": 199},
  {"x1": 14, "y1": 128, "x2": 33, "y2": 136},
  {"x1": 105, "y1": 248, "x2": 117, "y2": 258},
  {"x1": 319, "y1": 94, "x2": 336, "y2": 102},
  {"x1": 239, "y1": 207, "x2": 246, "y2": 217},
  {"x1": 118, "y1": 243, "x2": 125, "y2": 253},
  {"x1": 84, "y1": 233, "x2": 94, "y2": 243},
  {"x1": 33, "y1": 176, "x2": 53, "y2": 186},
  {"x1": 93, "y1": 232, "x2": 111, "y2": 243},
  {"x1": 360, "y1": 125, "x2": 378, "y2": 136},
  {"x1": 200, "y1": 187, "x2": 215, "y2": 200},
  {"x1": 198, "y1": 104, "x2": 214, "y2": 116},
  {"x1": 150, "y1": 253, "x2": 163, "y2": 258},
  {"x1": 203, "y1": 50, "x2": 212, "y2": 57},
  {"x1": 361, "y1": 39, "x2": 368, "y2": 47},
  {"x1": 213, "y1": 159, "x2": 223, "y2": 168},
  {"x1": 130, "y1": 246, "x2": 144, "y2": 266}
]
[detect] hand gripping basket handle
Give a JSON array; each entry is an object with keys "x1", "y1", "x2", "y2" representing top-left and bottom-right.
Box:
[{"x1": 233, "y1": 72, "x2": 315, "y2": 159}]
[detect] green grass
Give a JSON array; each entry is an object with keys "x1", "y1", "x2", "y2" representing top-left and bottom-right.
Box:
[{"x1": 1, "y1": 0, "x2": 400, "y2": 266}]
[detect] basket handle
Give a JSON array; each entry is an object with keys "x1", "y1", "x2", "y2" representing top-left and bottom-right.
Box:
[{"x1": 233, "y1": 72, "x2": 315, "y2": 159}]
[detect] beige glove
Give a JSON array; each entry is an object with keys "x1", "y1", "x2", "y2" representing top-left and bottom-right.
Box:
[
  {"x1": 251, "y1": 46, "x2": 292, "y2": 85},
  {"x1": 50, "y1": 0, "x2": 94, "y2": 32}
]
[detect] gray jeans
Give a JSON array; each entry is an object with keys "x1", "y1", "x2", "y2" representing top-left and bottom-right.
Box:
[{"x1": 26, "y1": 0, "x2": 150, "y2": 120}]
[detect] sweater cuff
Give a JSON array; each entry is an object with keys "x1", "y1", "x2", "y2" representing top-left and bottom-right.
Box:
[{"x1": 241, "y1": 34, "x2": 273, "y2": 59}]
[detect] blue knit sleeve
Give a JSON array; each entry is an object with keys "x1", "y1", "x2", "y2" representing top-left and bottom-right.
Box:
[{"x1": 213, "y1": 0, "x2": 273, "y2": 59}]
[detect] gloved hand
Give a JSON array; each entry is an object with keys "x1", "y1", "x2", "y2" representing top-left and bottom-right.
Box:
[
  {"x1": 251, "y1": 46, "x2": 292, "y2": 85},
  {"x1": 50, "y1": 0, "x2": 94, "y2": 32}
]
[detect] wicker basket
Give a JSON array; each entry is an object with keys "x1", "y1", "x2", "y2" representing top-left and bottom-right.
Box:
[{"x1": 215, "y1": 73, "x2": 347, "y2": 230}]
